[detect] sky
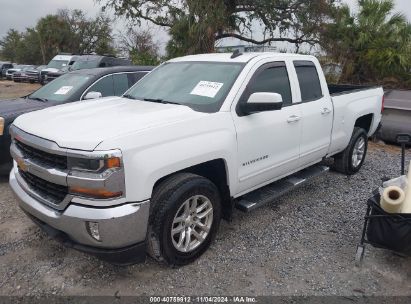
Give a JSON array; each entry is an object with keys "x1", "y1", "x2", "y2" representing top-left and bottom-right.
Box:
[{"x1": 1, "y1": 0, "x2": 411, "y2": 54}]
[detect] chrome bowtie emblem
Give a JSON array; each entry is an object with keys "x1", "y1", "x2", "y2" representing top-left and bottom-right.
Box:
[{"x1": 17, "y1": 158, "x2": 28, "y2": 172}]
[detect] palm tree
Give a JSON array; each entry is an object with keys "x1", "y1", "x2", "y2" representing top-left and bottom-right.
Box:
[{"x1": 322, "y1": 0, "x2": 411, "y2": 87}]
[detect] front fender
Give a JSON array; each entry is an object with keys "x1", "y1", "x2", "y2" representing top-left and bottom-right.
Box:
[{"x1": 96, "y1": 113, "x2": 238, "y2": 202}]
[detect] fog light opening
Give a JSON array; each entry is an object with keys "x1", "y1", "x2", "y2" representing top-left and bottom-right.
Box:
[{"x1": 86, "y1": 221, "x2": 101, "y2": 242}]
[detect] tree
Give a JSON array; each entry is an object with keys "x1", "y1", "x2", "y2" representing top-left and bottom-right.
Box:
[
  {"x1": 0, "y1": 9, "x2": 116, "y2": 65},
  {"x1": 16, "y1": 28, "x2": 43, "y2": 64},
  {"x1": 58, "y1": 9, "x2": 116, "y2": 55},
  {"x1": 36, "y1": 14, "x2": 73, "y2": 63},
  {"x1": 322, "y1": 0, "x2": 411, "y2": 86},
  {"x1": 99, "y1": 0, "x2": 337, "y2": 55},
  {"x1": 117, "y1": 28, "x2": 160, "y2": 65},
  {"x1": 0, "y1": 29, "x2": 23, "y2": 62}
]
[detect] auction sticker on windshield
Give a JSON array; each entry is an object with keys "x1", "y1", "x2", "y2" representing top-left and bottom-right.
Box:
[
  {"x1": 54, "y1": 86, "x2": 73, "y2": 95},
  {"x1": 190, "y1": 81, "x2": 223, "y2": 98}
]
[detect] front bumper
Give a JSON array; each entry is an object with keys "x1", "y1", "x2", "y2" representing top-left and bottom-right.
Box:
[
  {"x1": 10, "y1": 169, "x2": 150, "y2": 264},
  {"x1": 13, "y1": 75, "x2": 27, "y2": 82},
  {"x1": 27, "y1": 74, "x2": 39, "y2": 82},
  {"x1": 0, "y1": 134, "x2": 12, "y2": 175}
]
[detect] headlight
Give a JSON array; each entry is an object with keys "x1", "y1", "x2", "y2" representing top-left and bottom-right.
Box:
[
  {"x1": 0, "y1": 117, "x2": 4, "y2": 135},
  {"x1": 68, "y1": 155, "x2": 121, "y2": 172},
  {"x1": 67, "y1": 152, "x2": 124, "y2": 199}
]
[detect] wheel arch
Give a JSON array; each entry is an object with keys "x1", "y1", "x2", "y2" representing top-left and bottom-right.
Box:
[
  {"x1": 354, "y1": 113, "x2": 374, "y2": 135},
  {"x1": 152, "y1": 159, "x2": 234, "y2": 221}
]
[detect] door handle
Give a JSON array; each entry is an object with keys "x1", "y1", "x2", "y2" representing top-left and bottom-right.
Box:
[
  {"x1": 321, "y1": 108, "x2": 332, "y2": 115},
  {"x1": 287, "y1": 115, "x2": 301, "y2": 123}
]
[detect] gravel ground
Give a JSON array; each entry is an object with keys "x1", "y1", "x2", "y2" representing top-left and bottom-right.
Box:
[{"x1": 0, "y1": 142, "x2": 410, "y2": 297}]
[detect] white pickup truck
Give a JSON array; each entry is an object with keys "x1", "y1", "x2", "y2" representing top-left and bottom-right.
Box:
[{"x1": 9, "y1": 52, "x2": 383, "y2": 266}]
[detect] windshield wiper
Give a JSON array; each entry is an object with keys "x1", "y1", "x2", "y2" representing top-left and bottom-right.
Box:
[
  {"x1": 143, "y1": 98, "x2": 182, "y2": 106},
  {"x1": 29, "y1": 97, "x2": 48, "y2": 102},
  {"x1": 123, "y1": 94, "x2": 137, "y2": 100}
]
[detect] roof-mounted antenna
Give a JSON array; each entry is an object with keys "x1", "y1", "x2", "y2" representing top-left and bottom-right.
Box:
[{"x1": 231, "y1": 49, "x2": 243, "y2": 59}]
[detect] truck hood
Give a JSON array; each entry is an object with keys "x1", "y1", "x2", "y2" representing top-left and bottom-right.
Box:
[
  {"x1": 13, "y1": 97, "x2": 206, "y2": 151},
  {"x1": 0, "y1": 98, "x2": 48, "y2": 120}
]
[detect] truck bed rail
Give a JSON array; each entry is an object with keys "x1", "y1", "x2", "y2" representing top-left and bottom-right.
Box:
[{"x1": 328, "y1": 84, "x2": 380, "y2": 97}]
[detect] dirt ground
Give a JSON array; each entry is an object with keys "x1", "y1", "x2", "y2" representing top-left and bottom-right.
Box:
[{"x1": 0, "y1": 80, "x2": 41, "y2": 99}]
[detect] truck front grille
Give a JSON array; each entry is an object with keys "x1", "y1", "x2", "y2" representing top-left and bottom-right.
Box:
[
  {"x1": 15, "y1": 140, "x2": 67, "y2": 170},
  {"x1": 19, "y1": 170, "x2": 68, "y2": 205}
]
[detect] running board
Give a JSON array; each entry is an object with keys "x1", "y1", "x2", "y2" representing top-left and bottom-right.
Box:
[{"x1": 235, "y1": 165, "x2": 329, "y2": 212}]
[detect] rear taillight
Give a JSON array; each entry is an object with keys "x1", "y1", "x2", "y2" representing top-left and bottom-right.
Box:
[{"x1": 381, "y1": 95, "x2": 385, "y2": 114}]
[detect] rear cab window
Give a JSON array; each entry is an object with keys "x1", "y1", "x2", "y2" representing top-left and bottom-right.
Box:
[{"x1": 293, "y1": 61, "x2": 323, "y2": 102}]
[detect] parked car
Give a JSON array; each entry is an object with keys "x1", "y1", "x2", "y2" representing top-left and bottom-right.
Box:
[
  {"x1": 45, "y1": 55, "x2": 132, "y2": 83},
  {"x1": 8, "y1": 52, "x2": 383, "y2": 266},
  {"x1": 0, "y1": 65, "x2": 153, "y2": 174},
  {"x1": 378, "y1": 90, "x2": 411, "y2": 144},
  {"x1": 5, "y1": 65, "x2": 31, "y2": 80},
  {"x1": 40, "y1": 54, "x2": 77, "y2": 85},
  {"x1": 12, "y1": 65, "x2": 36, "y2": 82},
  {"x1": 0, "y1": 62, "x2": 13, "y2": 79},
  {"x1": 25, "y1": 65, "x2": 47, "y2": 83}
]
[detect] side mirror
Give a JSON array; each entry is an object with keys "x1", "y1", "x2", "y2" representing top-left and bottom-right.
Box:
[
  {"x1": 240, "y1": 92, "x2": 283, "y2": 115},
  {"x1": 83, "y1": 91, "x2": 103, "y2": 100}
]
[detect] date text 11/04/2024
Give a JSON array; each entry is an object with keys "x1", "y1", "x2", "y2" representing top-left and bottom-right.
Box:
[{"x1": 149, "y1": 296, "x2": 257, "y2": 303}]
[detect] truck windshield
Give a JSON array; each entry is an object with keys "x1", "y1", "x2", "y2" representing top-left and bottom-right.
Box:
[
  {"x1": 29, "y1": 73, "x2": 91, "y2": 103},
  {"x1": 71, "y1": 59, "x2": 100, "y2": 70},
  {"x1": 124, "y1": 62, "x2": 245, "y2": 113},
  {"x1": 47, "y1": 60, "x2": 68, "y2": 69}
]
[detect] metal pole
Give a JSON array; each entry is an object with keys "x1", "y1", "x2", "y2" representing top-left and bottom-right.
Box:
[{"x1": 401, "y1": 143, "x2": 405, "y2": 175}]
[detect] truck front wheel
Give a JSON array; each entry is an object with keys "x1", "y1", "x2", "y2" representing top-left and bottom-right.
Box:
[
  {"x1": 147, "y1": 173, "x2": 221, "y2": 266},
  {"x1": 333, "y1": 127, "x2": 368, "y2": 175}
]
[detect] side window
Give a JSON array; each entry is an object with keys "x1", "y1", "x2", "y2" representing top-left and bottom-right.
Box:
[
  {"x1": 113, "y1": 73, "x2": 130, "y2": 96},
  {"x1": 99, "y1": 60, "x2": 107, "y2": 67},
  {"x1": 128, "y1": 72, "x2": 146, "y2": 87},
  {"x1": 104, "y1": 58, "x2": 114, "y2": 67},
  {"x1": 85, "y1": 75, "x2": 114, "y2": 97},
  {"x1": 294, "y1": 61, "x2": 323, "y2": 102},
  {"x1": 244, "y1": 63, "x2": 292, "y2": 106}
]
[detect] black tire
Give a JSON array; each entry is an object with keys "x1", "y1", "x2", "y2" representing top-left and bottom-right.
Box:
[
  {"x1": 147, "y1": 173, "x2": 221, "y2": 266},
  {"x1": 333, "y1": 127, "x2": 368, "y2": 175}
]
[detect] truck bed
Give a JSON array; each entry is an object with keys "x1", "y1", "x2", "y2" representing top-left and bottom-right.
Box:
[
  {"x1": 328, "y1": 84, "x2": 379, "y2": 96},
  {"x1": 327, "y1": 85, "x2": 383, "y2": 157}
]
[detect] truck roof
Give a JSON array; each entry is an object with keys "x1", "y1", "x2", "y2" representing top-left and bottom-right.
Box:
[
  {"x1": 71, "y1": 65, "x2": 154, "y2": 76},
  {"x1": 169, "y1": 52, "x2": 317, "y2": 63}
]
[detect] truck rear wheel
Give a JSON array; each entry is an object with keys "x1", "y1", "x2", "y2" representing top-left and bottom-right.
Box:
[
  {"x1": 333, "y1": 127, "x2": 368, "y2": 175},
  {"x1": 147, "y1": 173, "x2": 221, "y2": 266}
]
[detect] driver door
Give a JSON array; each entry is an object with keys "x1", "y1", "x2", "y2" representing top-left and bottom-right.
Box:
[{"x1": 232, "y1": 61, "x2": 302, "y2": 195}]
